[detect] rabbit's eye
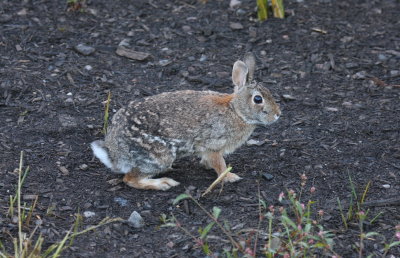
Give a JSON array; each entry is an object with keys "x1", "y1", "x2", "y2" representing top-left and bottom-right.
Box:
[{"x1": 253, "y1": 95, "x2": 263, "y2": 104}]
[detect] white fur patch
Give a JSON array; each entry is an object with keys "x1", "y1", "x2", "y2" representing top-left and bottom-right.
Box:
[
  {"x1": 116, "y1": 161, "x2": 132, "y2": 174},
  {"x1": 91, "y1": 141, "x2": 113, "y2": 169}
]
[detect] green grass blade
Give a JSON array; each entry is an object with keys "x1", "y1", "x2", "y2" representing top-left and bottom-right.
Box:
[
  {"x1": 173, "y1": 193, "x2": 191, "y2": 205},
  {"x1": 271, "y1": 0, "x2": 285, "y2": 18},
  {"x1": 257, "y1": 0, "x2": 268, "y2": 21}
]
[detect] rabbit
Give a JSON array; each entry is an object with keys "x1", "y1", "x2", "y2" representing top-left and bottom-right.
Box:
[{"x1": 91, "y1": 53, "x2": 281, "y2": 191}]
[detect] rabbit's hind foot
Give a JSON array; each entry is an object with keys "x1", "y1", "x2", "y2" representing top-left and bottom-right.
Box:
[{"x1": 123, "y1": 170, "x2": 180, "y2": 191}]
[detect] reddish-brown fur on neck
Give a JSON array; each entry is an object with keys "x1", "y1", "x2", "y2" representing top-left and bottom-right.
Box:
[{"x1": 208, "y1": 94, "x2": 234, "y2": 106}]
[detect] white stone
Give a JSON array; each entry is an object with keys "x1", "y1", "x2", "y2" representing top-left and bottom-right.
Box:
[
  {"x1": 83, "y1": 211, "x2": 96, "y2": 218},
  {"x1": 128, "y1": 211, "x2": 145, "y2": 228}
]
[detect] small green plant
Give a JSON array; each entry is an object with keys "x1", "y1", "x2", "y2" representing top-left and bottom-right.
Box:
[
  {"x1": 264, "y1": 189, "x2": 337, "y2": 256},
  {"x1": 102, "y1": 92, "x2": 112, "y2": 135},
  {"x1": 337, "y1": 174, "x2": 382, "y2": 230},
  {"x1": 257, "y1": 0, "x2": 285, "y2": 21},
  {"x1": 335, "y1": 174, "x2": 400, "y2": 256},
  {"x1": 163, "y1": 173, "x2": 400, "y2": 256},
  {"x1": 383, "y1": 225, "x2": 400, "y2": 256},
  {"x1": 163, "y1": 175, "x2": 338, "y2": 257},
  {"x1": 168, "y1": 193, "x2": 242, "y2": 255}
]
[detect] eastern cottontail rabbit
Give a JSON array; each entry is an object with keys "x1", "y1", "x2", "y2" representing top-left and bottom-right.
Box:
[{"x1": 91, "y1": 53, "x2": 281, "y2": 190}]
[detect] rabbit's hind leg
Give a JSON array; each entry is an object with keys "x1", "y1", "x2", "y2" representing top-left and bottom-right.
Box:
[
  {"x1": 201, "y1": 151, "x2": 242, "y2": 183},
  {"x1": 123, "y1": 168, "x2": 180, "y2": 191}
]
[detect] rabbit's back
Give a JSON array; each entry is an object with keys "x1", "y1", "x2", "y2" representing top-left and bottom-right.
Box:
[{"x1": 104, "y1": 90, "x2": 255, "y2": 160}]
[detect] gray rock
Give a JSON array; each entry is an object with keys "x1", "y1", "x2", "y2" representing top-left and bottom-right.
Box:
[
  {"x1": 282, "y1": 94, "x2": 296, "y2": 100},
  {"x1": 116, "y1": 46, "x2": 151, "y2": 61},
  {"x1": 74, "y1": 44, "x2": 96, "y2": 56},
  {"x1": 352, "y1": 71, "x2": 367, "y2": 80},
  {"x1": 118, "y1": 39, "x2": 130, "y2": 47},
  {"x1": 262, "y1": 173, "x2": 274, "y2": 181},
  {"x1": 230, "y1": 22, "x2": 243, "y2": 30},
  {"x1": 128, "y1": 211, "x2": 145, "y2": 228},
  {"x1": 230, "y1": 0, "x2": 242, "y2": 8},
  {"x1": 236, "y1": 9, "x2": 246, "y2": 16},
  {"x1": 199, "y1": 54, "x2": 207, "y2": 62},
  {"x1": 390, "y1": 70, "x2": 399, "y2": 77},
  {"x1": 159, "y1": 59, "x2": 171, "y2": 66},
  {"x1": 182, "y1": 25, "x2": 192, "y2": 33},
  {"x1": 114, "y1": 197, "x2": 129, "y2": 207},
  {"x1": 377, "y1": 54, "x2": 388, "y2": 61},
  {"x1": 83, "y1": 211, "x2": 96, "y2": 218}
]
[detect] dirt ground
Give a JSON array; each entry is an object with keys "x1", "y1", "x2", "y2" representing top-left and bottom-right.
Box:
[{"x1": 1, "y1": 0, "x2": 400, "y2": 257}]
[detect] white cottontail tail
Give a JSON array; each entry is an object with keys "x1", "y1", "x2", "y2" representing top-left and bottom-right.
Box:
[{"x1": 91, "y1": 53, "x2": 281, "y2": 190}]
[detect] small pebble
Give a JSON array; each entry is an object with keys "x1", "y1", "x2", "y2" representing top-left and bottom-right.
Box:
[
  {"x1": 340, "y1": 36, "x2": 353, "y2": 43},
  {"x1": 118, "y1": 39, "x2": 130, "y2": 47},
  {"x1": 377, "y1": 54, "x2": 388, "y2": 61},
  {"x1": 262, "y1": 173, "x2": 274, "y2": 181},
  {"x1": 74, "y1": 43, "x2": 96, "y2": 56},
  {"x1": 84, "y1": 65, "x2": 93, "y2": 71},
  {"x1": 282, "y1": 94, "x2": 296, "y2": 100},
  {"x1": 128, "y1": 211, "x2": 145, "y2": 228},
  {"x1": 159, "y1": 59, "x2": 171, "y2": 66},
  {"x1": 182, "y1": 25, "x2": 192, "y2": 33},
  {"x1": 116, "y1": 46, "x2": 151, "y2": 61},
  {"x1": 390, "y1": 70, "x2": 399, "y2": 77},
  {"x1": 342, "y1": 101, "x2": 352, "y2": 107},
  {"x1": 246, "y1": 139, "x2": 265, "y2": 146},
  {"x1": 230, "y1": 22, "x2": 243, "y2": 30},
  {"x1": 352, "y1": 71, "x2": 367, "y2": 79},
  {"x1": 325, "y1": 107, "x2": 338, "y2": 112},
  {"x1": 199, "y1": 54, "x2": 207, "y2": 62},
  {"x1": 83, "y1": 211, "x2": 96, "y2": 218},
  {"x1": 382, "y1": 184, "x2": 390, "y2": 189},
  {"x1": 114, "y1": 197, "x2": 129, "y2": 207},
  {"x1": 17, "y1": 9, "x2": 28, "y2": 16},
  {"x1": 12, "y1": 216, "x2": 19, "y2": 224},
  {"x1": 58, "y1": 166, "x2": 70, "y2": 175},
  {"x1": 236, "y1": 9, "x2": 246, "y2": 16},
  {"x1": 230, "y1": 0, "x2": 242, "y2": 8}
]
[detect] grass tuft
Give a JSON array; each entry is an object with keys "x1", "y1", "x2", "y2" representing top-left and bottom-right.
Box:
[{"x1": 1, "y1": 151, "x2": 123, "y2": 258}]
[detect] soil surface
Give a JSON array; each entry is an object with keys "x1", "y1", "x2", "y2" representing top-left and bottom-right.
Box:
[{"x1": 1, "y1": 0, "x2": 400, "y2": 257}]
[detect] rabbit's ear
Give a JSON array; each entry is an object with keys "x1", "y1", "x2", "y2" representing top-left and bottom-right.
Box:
[
  {"x1": 243, "y1": 53, "x2": 255, "y2": 82},
  {"x1": 232, "y1": 60, "x2": 248, "y2": 92}
]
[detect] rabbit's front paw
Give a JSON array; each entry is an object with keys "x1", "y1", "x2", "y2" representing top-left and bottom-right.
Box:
[{"x1": 223, "y1": 172, "x2": 242, "y2": 183}]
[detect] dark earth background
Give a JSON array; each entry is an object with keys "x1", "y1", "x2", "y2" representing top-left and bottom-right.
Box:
[{"x1": 1, "y1": 0, "x2": 400, "y2": 257}]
